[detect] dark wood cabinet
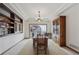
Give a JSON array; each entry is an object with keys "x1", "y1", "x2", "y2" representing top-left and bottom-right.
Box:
[
  {"x1": 60, "y1": 16, "x2": 66, "y2": 46},
  {"x1": 53, "y1": 16, "x2": 66, "y2": 46}
]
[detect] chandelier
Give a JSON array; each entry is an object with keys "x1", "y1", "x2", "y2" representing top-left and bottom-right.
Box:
[{"x1": 36, "y1": 11, "x2": 42, "y2": 22}]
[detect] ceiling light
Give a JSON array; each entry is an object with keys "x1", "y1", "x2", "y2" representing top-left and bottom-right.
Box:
[{"x1": 36, "y1": 11, "x2": 42, "y2": 22}]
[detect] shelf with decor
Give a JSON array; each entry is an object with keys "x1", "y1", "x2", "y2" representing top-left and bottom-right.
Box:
[
  {"x1": 0, "y1": 3, "x2": 23, "y2": 37},
  {"x1": 53, "y1": 16, "x2": 66, "y2": 46},
  {"x1": 0, "y1": 16, "x2": 15, "y2": 36}
]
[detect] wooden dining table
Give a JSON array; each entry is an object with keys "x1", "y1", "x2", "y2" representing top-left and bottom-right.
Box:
[{"x1": 33, "y1": 35, "x2": 48, "y2": 54}]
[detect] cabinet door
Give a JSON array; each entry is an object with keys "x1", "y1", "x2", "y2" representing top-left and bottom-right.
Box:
[{"x1": 60, "y1": 16, "x2": 66, "y2": 46}]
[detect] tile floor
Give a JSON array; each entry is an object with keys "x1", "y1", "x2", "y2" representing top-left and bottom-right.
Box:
[{"x1": 3, "y1": 39, "x2": 78, "y2": 55}]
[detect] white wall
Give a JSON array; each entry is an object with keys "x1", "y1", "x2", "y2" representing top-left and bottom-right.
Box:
[
  {"x1": 23, "y1": 18, "x2": 51, "y2": 38},
  {"x1": 0, "y1": 33, "x2": 24, "y2": 54},
  {"x1": 60, "y1": 4, "x2": 79, "y2": 52}
]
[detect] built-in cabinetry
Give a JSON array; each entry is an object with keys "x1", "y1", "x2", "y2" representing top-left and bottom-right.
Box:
[
  {"x1": 53, "y1": 16, "x2": 66, "y2": 46},
  {"x1": 0, "y1": 3, "x2": 23, "y2": 37},
  {"x1": 0, "y1": 16, "x2": 14, "y2": 36},
  {"x1": 0, "y1": 3, "x2": 24, "y2": 54}
]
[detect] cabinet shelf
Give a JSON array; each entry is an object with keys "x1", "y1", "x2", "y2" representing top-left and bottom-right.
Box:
[
  {"x1": 53, "y1": 16, "x2": 66, "y2": 46},
  {"x1": 0, "y1": 3, "x2": 23, "y2": 36}
]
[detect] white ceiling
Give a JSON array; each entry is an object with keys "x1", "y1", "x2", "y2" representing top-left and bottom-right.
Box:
[
  {"x1": 4, "y1": 3, "x2": 74, "y2": 20},
  {"x1": 14, "y1": 3, "x2": 64, "y2": 19}
]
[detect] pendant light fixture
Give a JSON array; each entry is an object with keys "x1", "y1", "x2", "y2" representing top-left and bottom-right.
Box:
[{"x1": 36, "y1": 11, "x2": 42, "y2": 22}]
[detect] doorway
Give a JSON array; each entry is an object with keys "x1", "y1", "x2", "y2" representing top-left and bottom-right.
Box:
[{"x1": 29, "y1": 24, "x2": 47, "y2": 38}]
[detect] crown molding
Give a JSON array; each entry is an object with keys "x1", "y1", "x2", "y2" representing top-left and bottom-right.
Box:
[
  {"x1": 12, "y1": 4, "x2": 26, "y2": 19},
  {"x1": 9, "y1": 4, "x2": 25, "y2": 19},
  {"x1": 54, "y1": 3, "x2": 76, "y2": 16},
  {"x1": 4, "y1": 3, "x2": 25, "y2": 20},
  {"x1": 4, "y1": 3, "x2": 76, "y2": 21}
]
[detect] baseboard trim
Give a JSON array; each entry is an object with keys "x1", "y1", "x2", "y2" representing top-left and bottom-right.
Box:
[
  {"x1": 24, "y1": 36, "x2": 30, "y2": 39},
  {"x1": 0, "y1": 39, "x2": 24, "y2": 55},
  {"x1": 66, "y1": 46, "x2": 79, "y2": 54}
]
